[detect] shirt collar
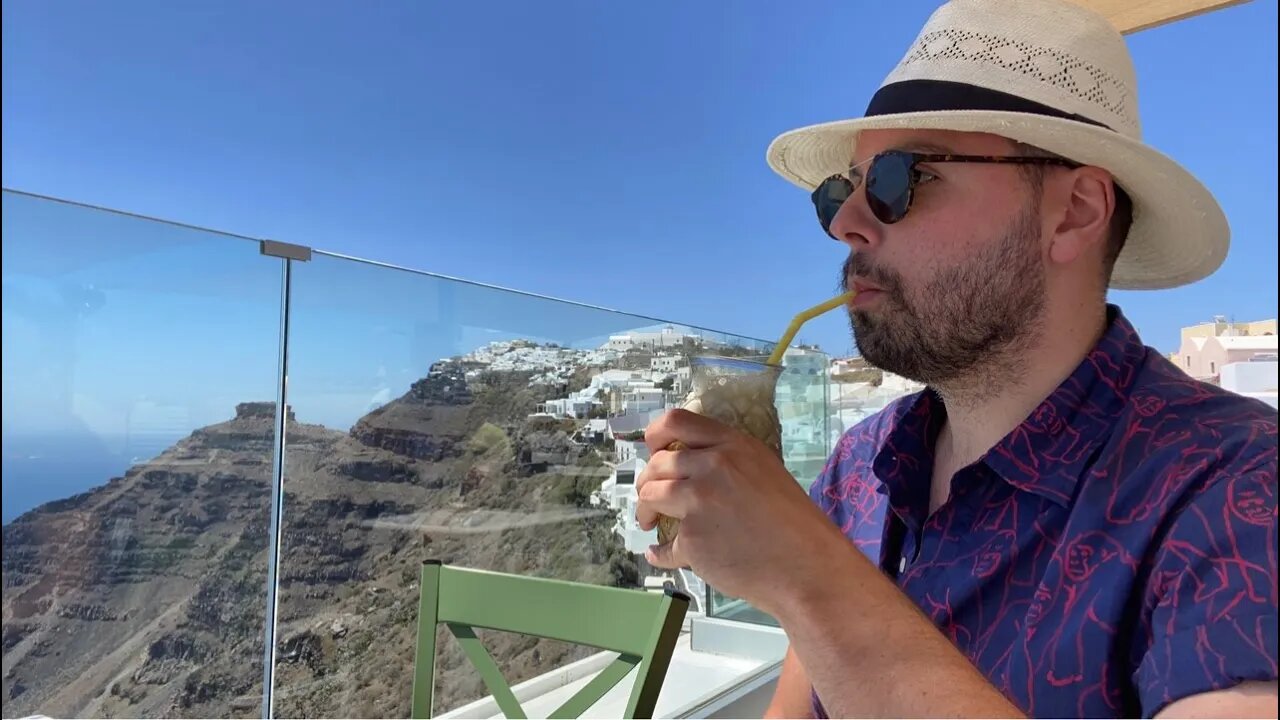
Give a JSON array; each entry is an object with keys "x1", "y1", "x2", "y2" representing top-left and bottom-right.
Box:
[
  {"x1": 983, "y1": 304, "x2": 1144, "y2": 505},
  {"x1": 872, "y1": 391, "x2": 944, "y2": 527},
  {"x1": 874, "y1": 304, "x2": 1145, "y2": 511}
]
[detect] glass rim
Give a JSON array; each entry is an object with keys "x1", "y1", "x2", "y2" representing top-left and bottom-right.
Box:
[{"x1": 690, "y1": 355, "x2": 781, "y2": 372}]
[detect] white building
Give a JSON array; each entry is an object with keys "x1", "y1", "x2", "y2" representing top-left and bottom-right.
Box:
[
  {"x1": 1221, "y1": 359, "x2": 1279, "y2": 409},
  {"x1": 674, "y1": 365, "x2": 692, "y2": 397},
  {"x1": 580, "y1": 348, "x2": 621, "y2": 366},
  {"x1": 537, "y1": 396, "x2": 599, "y2": 419},
  {"x1": 627, "y1": 326, "x2": 688, "y2": 350},
  {"x1": 591, "y1": 369, "x2": 648, "y2": 388},
  {"x1": 604, "y1": 335, "x2": 635, "y2": 352},
  {"x1": 606, "y1": 412, "x2": 661, "y2": 463},
  {"x1": 651, "y1": 355, "x2": 681, "y2": 373},
  {"x1": 614, "y1": 439, "x2": 643, "y2": 464},
  {"x1": 601, "y1": 326, "x2": 720, "y2": 353},
  {"x1": 534, "y1": 367, "x2": 673, "y2": 420},
  {"x1": 829, "y1": 358, "x2": 861, "y2": 376},
  {"x1": 596, "y1": 457, "x2": 658, "y2": 553},
  {"x1": 623, "y1": 387, "x2": 666, "y2": 414}
]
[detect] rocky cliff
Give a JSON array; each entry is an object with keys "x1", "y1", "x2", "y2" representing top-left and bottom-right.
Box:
[{"x1": 2, "y1": 361, "x2": 632, "y2": 718}]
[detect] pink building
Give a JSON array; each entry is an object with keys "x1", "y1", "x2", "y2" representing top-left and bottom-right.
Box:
[{"x1": 1174, "y1": 334, "x2": 1278, "y2": 381}]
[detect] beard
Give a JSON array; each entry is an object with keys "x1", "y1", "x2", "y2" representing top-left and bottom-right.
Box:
[{"x1": 842, "y1": 199, "x2": 1046, "y2": 391}]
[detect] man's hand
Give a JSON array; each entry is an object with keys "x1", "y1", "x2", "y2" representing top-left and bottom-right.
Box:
[
  {"x1": 636, "y1": 411, "x2": 1023, "y2": 719},
  {"x1": 635, "y1": 408, "x2": 847, "y2": 615}
]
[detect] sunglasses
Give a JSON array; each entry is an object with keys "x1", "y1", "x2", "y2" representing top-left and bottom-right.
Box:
[{"x1": 811, "y1": 149, "x2": 1081, "y2": 236}]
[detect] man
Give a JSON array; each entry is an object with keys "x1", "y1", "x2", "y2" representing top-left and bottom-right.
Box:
[{"x1": 635, "y1": 0, "x2": 1277, "y2": 717}]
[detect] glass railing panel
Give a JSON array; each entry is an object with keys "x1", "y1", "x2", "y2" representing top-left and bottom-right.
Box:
[
  {"x1": 777, "y1": 347, "x2": 832, "y2": 491},
  {"x1": 827, "y1": 361, "x2": 926, "y2": 439},
  {"x1": 1, "y1": 190, "x2": 284, "y2": 718},
  {"x1": 273, "y1": 252, "x2": 797, "y2": 718}
]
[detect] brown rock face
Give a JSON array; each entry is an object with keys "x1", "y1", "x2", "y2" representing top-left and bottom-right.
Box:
[{"x1": 2, "y1": 359, "x2": 631, "y2": 718}]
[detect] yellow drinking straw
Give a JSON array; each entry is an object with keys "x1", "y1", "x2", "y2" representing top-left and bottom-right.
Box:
[{"x1": 766, "y1": 290, "x2": 857, "y2": 366}]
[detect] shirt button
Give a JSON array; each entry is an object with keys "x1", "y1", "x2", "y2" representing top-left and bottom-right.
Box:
[{"x1": 899, "y1": 558, "x2": 908, "y2": 573}]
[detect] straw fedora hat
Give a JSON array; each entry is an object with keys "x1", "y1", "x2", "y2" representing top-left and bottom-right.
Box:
[{"x1": 765, "y1": 0, "x2": 1229, "y2": 290}]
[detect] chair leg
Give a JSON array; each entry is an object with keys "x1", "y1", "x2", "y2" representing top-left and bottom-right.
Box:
[
  {"x1": 412, "y1": 561, "x2": 444, "y2": 719},
  {"x1": 625, "y1": 591, "x2": 690, "y2": 718}
]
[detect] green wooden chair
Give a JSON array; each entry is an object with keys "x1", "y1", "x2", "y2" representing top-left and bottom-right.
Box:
[{"x1": 412, "y1": 560, "x2": 691, "y2": 719}]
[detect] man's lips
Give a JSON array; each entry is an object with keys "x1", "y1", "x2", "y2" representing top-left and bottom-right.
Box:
[
  {"x1": 851, "y1": 279, "x2": 883, "y2": 293},
  {"x1": 848, "y1": 278, "x2": 887, "y2": 307}
]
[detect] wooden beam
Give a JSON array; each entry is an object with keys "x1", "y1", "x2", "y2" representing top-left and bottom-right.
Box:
[{"x1": 1067, "y1": 0, "x2": 1252, "y2": 34}]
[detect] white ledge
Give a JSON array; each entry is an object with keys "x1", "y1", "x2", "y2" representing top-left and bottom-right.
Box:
[{"x1": 435, "y1": 616, "x2": 788, "y2": 719}]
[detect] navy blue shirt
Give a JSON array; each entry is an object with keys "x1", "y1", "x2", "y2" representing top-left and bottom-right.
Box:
[{"x1": 809, "y1": 306, "x2": 1277, "y2": 718}]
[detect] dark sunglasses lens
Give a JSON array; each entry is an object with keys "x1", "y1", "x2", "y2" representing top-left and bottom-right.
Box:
[
  {"x1": 812, "y1": 176, "x2": 853, "y2": 236},
  {"x1": 866, "y1": 152, "x2": 913, "y2": 223}
]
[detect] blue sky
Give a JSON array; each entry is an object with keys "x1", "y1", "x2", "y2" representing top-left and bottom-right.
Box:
[{"x1": 3, "y1": 0, "x2": 1277, "y2": 358}]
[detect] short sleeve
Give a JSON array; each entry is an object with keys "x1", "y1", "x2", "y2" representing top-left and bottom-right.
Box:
[{"x1": 1135, "y1": 467, "x2": 1278, "y2": 717}]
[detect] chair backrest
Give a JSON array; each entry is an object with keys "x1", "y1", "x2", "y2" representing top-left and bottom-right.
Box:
[{"x1": 411, "y1": 560, "x2": 690, "y2": 719}]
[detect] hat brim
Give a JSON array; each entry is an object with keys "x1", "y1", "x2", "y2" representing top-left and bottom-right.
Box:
[{"x1": 766, "y1": 111, "x2": 1229, "y2": 290}]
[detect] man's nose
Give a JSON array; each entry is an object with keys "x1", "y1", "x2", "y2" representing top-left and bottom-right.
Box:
[{"x1": 828, "y1": 185, "x2": 881, "y2": 251}]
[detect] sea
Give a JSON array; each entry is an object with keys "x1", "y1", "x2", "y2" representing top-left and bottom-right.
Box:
[{"x1": 2, "y1": 432, "x2": 186, "y2": 524}]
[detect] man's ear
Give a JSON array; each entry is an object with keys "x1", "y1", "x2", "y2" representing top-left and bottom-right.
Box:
[{"x1": 1048, "y1": 167, "x2": 1114, "y2": 267}]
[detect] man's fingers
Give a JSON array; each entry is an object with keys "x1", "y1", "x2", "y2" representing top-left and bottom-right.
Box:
[
  {"x1": 636, "y1": 447, "x2": 702, "y2": 488},
  {"x1": 644, "y1": 409, "x2": 733, "y2": 454},
  {"x1": 635, "y1": 447, "x2": 725, "y2": 530},
  {"x1": 637, "y1": 506, "x2": 658, "y2": 532},
  {"x1": 634, "y1": 478, "x2": 683, "y2": 531}
]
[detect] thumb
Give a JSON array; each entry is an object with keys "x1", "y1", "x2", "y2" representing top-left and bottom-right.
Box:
[{"x1": 646, "y1": 540, "x2": 683, "y2": 570}]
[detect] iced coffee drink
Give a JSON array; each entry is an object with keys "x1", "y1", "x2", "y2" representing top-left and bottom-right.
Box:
[{"x1": 656, "y1": 356, "x2": 783, "y2": 545}]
